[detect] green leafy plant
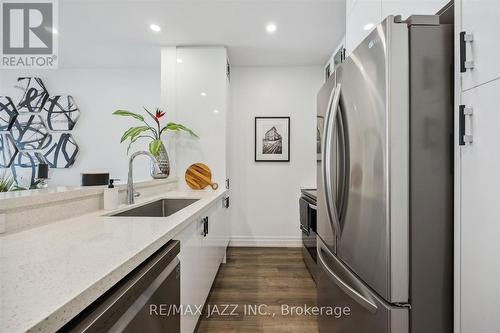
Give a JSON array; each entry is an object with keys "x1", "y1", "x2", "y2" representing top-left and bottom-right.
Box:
[
  {"x1": 113, "y1": 107, "x2": 198, "y2": 155},
  {"x1": 0, "y1": 172, "x2": 25, "y2": 192}
]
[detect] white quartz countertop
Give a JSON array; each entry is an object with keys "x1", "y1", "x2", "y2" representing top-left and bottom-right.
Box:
[{"x1": 0, "y1": 189, "x2": 226, "y2": 333}]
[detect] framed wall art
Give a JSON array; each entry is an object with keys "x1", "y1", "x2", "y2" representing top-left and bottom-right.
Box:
[{"x1": 255, "y1": 117, "x2": 290, "y2": 162}]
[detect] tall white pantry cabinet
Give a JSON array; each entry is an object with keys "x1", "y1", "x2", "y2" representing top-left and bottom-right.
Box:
[
  {"x1": 455, "y1": 1, "x2": 500, "y2": 332},
  {"x1": 161, "y1": 46, "x2": 231, "y2": 333}
]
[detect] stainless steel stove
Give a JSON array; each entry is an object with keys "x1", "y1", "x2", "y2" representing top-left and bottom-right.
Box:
[{"x1": 299, "y1": 188, "x2": 318, "y2": 283}]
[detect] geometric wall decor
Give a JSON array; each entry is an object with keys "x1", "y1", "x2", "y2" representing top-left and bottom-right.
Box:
[
  {"x1": 0, "y1": 77, "x2": 80, "y2": 187},
  {"x1": 43, "y1": 95, "x2": 80, "y2": 131},
  {"x1": 11, "y1": 151, "x2": 47, "y2": 187},
  {"x1": 12, "y1": 151, "x2": 46, "y2": 168},
  {"x1": 15, "y1": 77, "x2": 49, "y2": 113},
  {"x1": 0, "y1": 133, "x2": 18, "y2": 167},
  {"x1": 41, "y1": 133, "x2": 79, "y2": 168},
  {"x1": 9, "y1": 114, "x2": 49, "y2": 150},
  {"x1": 0, "y1": 96, "x2": 19, "y2": 131}
]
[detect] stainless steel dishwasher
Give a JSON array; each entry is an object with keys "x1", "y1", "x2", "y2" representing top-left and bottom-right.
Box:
[{"x1": 61, "y1": 240, "x2": 180, "y2": 333}]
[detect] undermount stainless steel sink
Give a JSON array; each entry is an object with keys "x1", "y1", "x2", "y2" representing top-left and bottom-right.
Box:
[{"x1": 111, "y1": 199, "x2": 199, "y2": 217}]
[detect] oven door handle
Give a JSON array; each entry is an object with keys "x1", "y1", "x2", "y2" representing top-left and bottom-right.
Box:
[{"x1": 300, "y1": 224, "x2": 310, "y2": 236}]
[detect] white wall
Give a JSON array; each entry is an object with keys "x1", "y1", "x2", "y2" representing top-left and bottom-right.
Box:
[
  {"x1": 0, "y1": 68, "x2": 161, "y2": 187},
  {"x1": 228, "y1": 66, "x2": 322, "y2": 247}
]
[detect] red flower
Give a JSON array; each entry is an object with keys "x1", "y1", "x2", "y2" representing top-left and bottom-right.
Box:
[{"x1": 155, "y1": 109, "x2": 165, "y2": 119}]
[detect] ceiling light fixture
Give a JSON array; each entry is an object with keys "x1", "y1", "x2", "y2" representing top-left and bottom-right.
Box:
[
  {"x1": 266, "y1": 23, "x2": 277, "y2": 34},
  {"x1": 363, "y1": 23, "x2": 374, "y2": 31},
  {"x1": 177, "y1": 58, "x2": 183, "y2": 63},
  {"x1": 150, "y1": 24, "x2": 161, "y2": 32},
  {"x1": 213, "y1": 109, "x2": 219, "y2": 114},
  {"x1": 200, "y1": 92, "x2": 207, "y2": 97}
]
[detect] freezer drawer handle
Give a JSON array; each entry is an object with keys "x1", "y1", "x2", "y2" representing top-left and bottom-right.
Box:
[{"x1": 318, "y1": 247, "x2": 378, "y2": 314}]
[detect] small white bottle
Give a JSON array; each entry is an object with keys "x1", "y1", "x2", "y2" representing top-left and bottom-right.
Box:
[{"x1": 104, "y1": 179, "x2": 119, "y2": 210}]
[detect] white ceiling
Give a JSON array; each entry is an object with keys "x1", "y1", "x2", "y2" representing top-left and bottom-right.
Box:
[{"x1": 59, "y1": 0, "x2": 346, "y2": 68}]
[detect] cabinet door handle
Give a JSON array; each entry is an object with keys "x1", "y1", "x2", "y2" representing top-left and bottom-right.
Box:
[
  {"x1": 202, "y1": 217, "x2": 209, "y2": 237},
  {"x1": 201, "y1": 217, "x2": 207, "y2": 237},
  {"x1": 459, "y1": 105, "x2": 474, "y2": 146},
  {"x1": 460, "y1": 31, "x2": 474, "y2": 73}
]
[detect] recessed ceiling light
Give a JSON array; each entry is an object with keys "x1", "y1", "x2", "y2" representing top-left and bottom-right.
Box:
[
  {"x1": 200, "y1": 92, "x2": 207, "y2": 97},
  {"x1": 177, "y1": 58, "x2": 183, "y2": 63},
  {"x1": 363, "y1": 23, "x2": 374, "y2": 31},
  {"x1": 213, "y1": 109, "x2": 219, "y2": 114},
  {"x1": 266, "y1": 23, "x2": 277, "y2": 34},
  {"x1": 150, "y1": 24, "x2": 161, "y2": 32}
]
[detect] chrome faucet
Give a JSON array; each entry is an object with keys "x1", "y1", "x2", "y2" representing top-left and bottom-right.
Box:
[{"x1": 127, "y1": 151, "x2": 161, "y2": 205}]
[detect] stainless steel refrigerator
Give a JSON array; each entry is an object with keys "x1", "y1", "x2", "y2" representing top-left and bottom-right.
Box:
[{"x1": 316, "y1": 15, "x2": 453, "y2": 333}]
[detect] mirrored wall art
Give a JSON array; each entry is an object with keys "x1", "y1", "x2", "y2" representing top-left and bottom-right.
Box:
[
  {"x1": 42, "y1": 133, "x2": 79, "y2": 168},
  {"x1": 15, "y1": 77, "x2": 49, "y2": 113},
  {"x1": 0, "y1": 96, "x2": 19, "y2": 131},
  {"x1": 10, "y1": 114, "x2": 49, "y2": 150},
  {"x1": 0, "y1": 133, "x2": 18, "y2": 167},
  {"x1": 43, "y1": 95, "x2": 80, "y2": 131}
]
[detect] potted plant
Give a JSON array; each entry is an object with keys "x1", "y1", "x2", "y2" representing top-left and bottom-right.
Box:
[
  {"x1": 0, "y1": 172, "x2": 25, "y2": 192},
  {"x1": 113, "y1": 107, "x2": 198, "y2": 178}
]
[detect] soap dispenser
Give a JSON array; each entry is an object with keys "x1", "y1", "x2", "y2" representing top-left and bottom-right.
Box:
[{"x1": 104, "y1": 179, "x2": 119, "y2": 210}]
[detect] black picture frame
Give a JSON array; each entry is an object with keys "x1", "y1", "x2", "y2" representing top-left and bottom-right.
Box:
[{"x1": 254, "y1": 116, "x2": 290, "y2": 162}]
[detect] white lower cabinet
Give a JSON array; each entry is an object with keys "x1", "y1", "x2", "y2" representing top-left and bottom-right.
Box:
[
  {"x1": 176, "y1": 199, "x2": 230, "y2": 333},
  {"x1": 459, "y1": 79, "x2": 500, "y2": 333}
]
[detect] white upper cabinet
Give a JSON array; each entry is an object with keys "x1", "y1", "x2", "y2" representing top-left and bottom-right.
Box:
[
  {"x1": 382, "y1": 0, "x2": 449, "y2": 20},
  {"x1": 346, "y1": 0, "x2": 382, "y2": 55},
  {"x1": 161, "y1": 46, "x2": 229, "y2": 188},
  {"x1": 345, "y1": 0, "x2": 449, "y2": 56},
  {"x1": 346, "y1": 0, "x2": 357, "y2": 16},
  {"x1": 461, "y1": 0, "x2": 500, "y2": 90}
]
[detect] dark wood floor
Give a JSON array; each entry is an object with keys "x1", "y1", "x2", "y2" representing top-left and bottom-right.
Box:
[{"x1": 197, "y1": 247, "x2": 319, "y2": 333}]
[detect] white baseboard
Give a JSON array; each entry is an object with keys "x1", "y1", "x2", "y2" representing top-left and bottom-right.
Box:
[{"x1": 229, "y1": 236, "x2": 302, "y2": 248}]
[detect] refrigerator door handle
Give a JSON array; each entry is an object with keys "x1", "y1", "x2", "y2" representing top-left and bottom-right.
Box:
[
  {"x1": 318, "y1": 244, "x2": 378, "y2": 314},
  {"x1": 322, "y1": 83, "x2": 342, "y2": 237},
  {"x1": 336, "y1": 95, "x2": 350, "y2": 231}
]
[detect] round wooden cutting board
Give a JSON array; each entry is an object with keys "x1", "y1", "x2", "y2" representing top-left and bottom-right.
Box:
[{"x1": 185, "y1": 163, "x2": 219, "y2": 190}]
